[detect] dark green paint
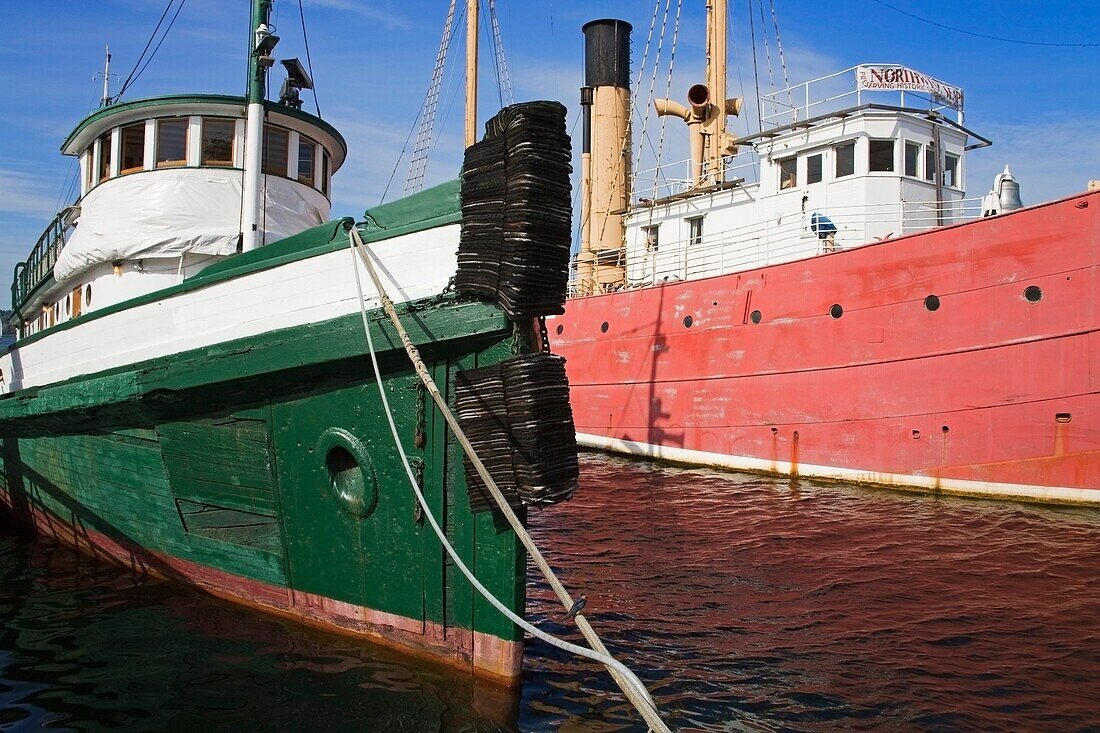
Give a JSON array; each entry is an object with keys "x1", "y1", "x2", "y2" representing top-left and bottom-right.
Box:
[{"x1": 0, "y1": 295, "x2": 529, "y2": 648}]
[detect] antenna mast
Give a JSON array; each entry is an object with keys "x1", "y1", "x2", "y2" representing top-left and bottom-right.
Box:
[{"x1": 101, "y1": 45, "x2": 113, "y2": 107}]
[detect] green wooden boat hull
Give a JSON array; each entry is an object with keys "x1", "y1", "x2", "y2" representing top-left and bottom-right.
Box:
[{"x1": 0, "y1": 294, "x2": 530, "y2": 681}]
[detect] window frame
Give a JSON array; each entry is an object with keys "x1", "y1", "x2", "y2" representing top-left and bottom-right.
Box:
[
  {"x1": 297, "y1": 135, "x2": 317, "y2": 186},
  {"x1": 200, "y1": 117, "x2": 236, "y2": 167},
  {"x1": 262, "y1": 124, "x2": 290, "y2": 177},
  {"x1": 868, "y1": 139, "x2": 896, "y2": 173},
  {"x1": 120, "y1": 122, "x2": 146, "y2": 175},
  {"x1": 806, "y1": 153, "x2": 823, "y2": 184},
  {"x1": 686, "y1": 216, "x2": 704, "y2": 247},
  {"x1": 835, "y1": 140, "x2": 856, "y2": 178},
  {"x1": 904, "y1": 140, "x2": 921, "y2": 178},
  {"x1": 98, "y1": 131, "x2": 113, "y2": 183},
  {"x1": 643, "y1": 225, "x2": 659, "y2": 252},
  {"x1": 943, "y1": 152, "x2": 960, "y2": 188},
  {"x1": 155, "y1": 118, "x2": 189, "y2": 169},
  {"x1": 778, "y1": 156, "x2": 797, "y2": 189}
]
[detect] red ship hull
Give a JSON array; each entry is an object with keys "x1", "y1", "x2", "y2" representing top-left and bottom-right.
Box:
[{"x1": 550, "y1": 191, "x2": 1100, "y2": 503}]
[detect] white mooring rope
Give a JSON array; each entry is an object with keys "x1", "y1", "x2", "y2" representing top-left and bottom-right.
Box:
[{"x1": 346, "y1": 227, "x2": 672, "y2": 733}]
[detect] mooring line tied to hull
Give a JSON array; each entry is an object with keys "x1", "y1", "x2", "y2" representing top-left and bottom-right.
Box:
[{"x1": 346, "y1": 222, "x2": 672, "y2": 733}]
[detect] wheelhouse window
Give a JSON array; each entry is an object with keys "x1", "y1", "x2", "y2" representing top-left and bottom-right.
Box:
[
  {"x1": 943, "y1": 153, "x2": 960, "y2": 188},
  {"x1": 297, "y1": 136, "x2": 316, "y2": 186},
  {"x1": 156, "y1": 119, "x2": 188, "y2": 168},
  {"x1": 120, "y1": 123, "x2": 145, "y2": 174},
  {"x1": 806, "y1": 153, "x2": 823, "y2": 184},
  {"x1": 321, "y1": 151, "x2": 330, "y2": 196},
  {"x1": 924, "y1": 146, "x2": 936, "y2": 182},
  {"x1": 263, "y1": 125, "x2": 289, "y2": 176},
  {"x1": 904, "y1": 141, "x2": 920, "y2": 178},
  {"x1": 201, "y1": 118, "x2": 235, "y2": 167},
  {"x1": 687, "y1": 216, "x2": 704, "y2": 246},
  {"x1": 98, "y1": 132, "x2": 112, "y2": 182},
  {"x1": 869, "y1": 139, "x2": 895, "y2": 172},
  {"x1": 778, "y1": 157, "x2": 797, "y2": 189},
  {"x1": 835, "y1": 141, "x2": 855, "y2": 178}
]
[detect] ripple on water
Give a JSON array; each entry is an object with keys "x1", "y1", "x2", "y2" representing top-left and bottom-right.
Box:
[{"x1": 2, "y1": 453, "x2": 1100, "y2": 731}]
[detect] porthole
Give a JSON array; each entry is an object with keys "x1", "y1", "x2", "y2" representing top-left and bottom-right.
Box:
[
  {"x1": 750, "y1": 310, "x2": 762, "y2": 324},
  {"x1": 85, "y1": 284, "x2": 92, "y2": 306},
  {"x1": 555, "y1": 324, "x2": 564, "y2": 336},
  {"x1": 315, "y1": 428, "x2": 378, "y2": 518},
  {"x1": 1024, "y1": 285, "x2": 1042, "y2": 303},
  {"x1": 683, "y1": 315, "x2": 694, "y2": 328},
  {"x1": 600, "y1": 321, "x2": 609, "y2": 333},
  {"x1": 829, "y1": 304, "x2": 843, "y2": 319},
  {"x1": 924, "y1": 294, "x2": 940, "y2": 311}
]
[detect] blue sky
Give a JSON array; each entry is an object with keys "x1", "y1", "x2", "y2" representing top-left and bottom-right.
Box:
[{"x1": 1, "y1": 0, "x2": 1097, "y2": 309}]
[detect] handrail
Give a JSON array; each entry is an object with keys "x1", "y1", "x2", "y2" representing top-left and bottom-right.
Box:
[
  {"x1": 571, "y1": 197, "x2": 984, "y2": 295},
  {"x1": 12, "y1": 211, "x2": 71, "y2": 312}
]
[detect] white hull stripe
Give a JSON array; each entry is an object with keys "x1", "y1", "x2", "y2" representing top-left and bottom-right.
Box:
[{"x1": 577, "y1": 432, "x2": 1100, "y2": 506}]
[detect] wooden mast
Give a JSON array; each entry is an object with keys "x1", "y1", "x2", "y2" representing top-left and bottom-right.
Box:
[{"x1": 464, "y1": 0, "x2": 478, "y2": 147}]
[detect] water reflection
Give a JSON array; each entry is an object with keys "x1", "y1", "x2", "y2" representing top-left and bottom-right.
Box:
[{"x1": 2, "y1": 452, "x2": 1099, "y2": 732}]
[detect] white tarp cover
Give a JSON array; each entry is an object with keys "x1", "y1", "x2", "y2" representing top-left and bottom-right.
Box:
[{"x1": 55, "y1": 168, "x2": 326, "y2": 281}]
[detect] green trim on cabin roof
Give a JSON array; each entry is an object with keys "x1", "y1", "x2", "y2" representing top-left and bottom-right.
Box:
[
  {"x1": 61, "y1": 95, "x2": 347, "y2": 159},
  {"x1": 6, "y1": 178, "x2": 461, "y2": 353}
]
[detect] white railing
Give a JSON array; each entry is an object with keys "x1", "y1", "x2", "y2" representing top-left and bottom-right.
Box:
[
  {"x1": 631, "y1": 151, "x2": 762, "y2": 203},
  {"x1": 761, "y1": 64, "x2": 962, "y2": 130},
  {"x1": 572, "y1": 197, "x2": 983, "y2": 293}
]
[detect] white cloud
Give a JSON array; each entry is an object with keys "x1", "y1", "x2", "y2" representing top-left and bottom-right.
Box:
[
  {"x1": 967, "y1": 115, "x2": 1100, "y2": 205},
  {"x1": 297, "y1": 0, "x2": 411, "y2": 30},
  {"x1": 0, "y1": 168, "x2": 67, "y2": 218}
]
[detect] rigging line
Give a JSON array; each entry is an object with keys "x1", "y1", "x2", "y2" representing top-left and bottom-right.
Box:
[
  {"x1": 121, "y1": 0, "x2": 189, "y2": 98},
  {"x1": 768, "y1": 0, "x2": 792, "y2": 113},
  {"x1": 755, "y1": 0, "x2": 775, "y2": 98},
  {"x1": 405, "y1": 0, "x2": 461, "y2": 196},
  {"x1": 116, "y1": 0, "x2": 176, "y2": 100},
  {"x1": 346, "y1": 228, "x2": 670, "y2": 733},
  {"x1": 870, "y1": 0, "x2": 1099, "y2": 48},
  {"x1": 648, "y1": 0, "x2": 676, "y2": 203},
  {"x1": 487, "y1": 0, "x2": 513, "y2": 105},
  {"x1": 485, "y1": 2, "x2": 504, "y2": 108},
  {"x1": 297, "y1": 0, "x2": 321, "y2": 117},
  {"x1": 747, "y1": 0, "x2": 763, "y2": 134},
  {"x1": 628, "y1": 0, "x2": 663, "y2": 199}
]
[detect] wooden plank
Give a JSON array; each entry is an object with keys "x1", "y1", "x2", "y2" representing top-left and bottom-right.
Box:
[
  {"x1": 163, "y1": 459, "x2": 274, "y2": 490},
  {"x1": 165, "y1": 475, "x2": 276, "y2": 515}
]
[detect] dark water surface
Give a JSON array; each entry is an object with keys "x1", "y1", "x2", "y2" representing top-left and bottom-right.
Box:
[{"x1": 2, "y1": 453, "x2": 1099, "y2": 731}]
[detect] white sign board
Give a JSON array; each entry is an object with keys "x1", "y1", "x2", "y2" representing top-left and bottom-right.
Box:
[{"x1": 856, "y1": 65, "x2": 964, "y2": 111}]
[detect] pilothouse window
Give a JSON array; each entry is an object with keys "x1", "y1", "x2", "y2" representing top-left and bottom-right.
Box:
[
  {"x1": 98, "y1": 132, "x2": 112, "y2": 182},
  {"x1": 806, "y1": 153, "x2": 822, "y2": 184},
  {"x1": 835, "y1": 141, "x2": 855, "y2": 178},
  {"x1": 779, "y1": 157, "x2": 797, "y2": 189},
  {"x1": 156, "y1": 119, "x2": 188, "y2": 168},
  {"x1": 297, "y1": 137, "x2": 316, "y2": 186},
  {"x1": 263, "y1": 125, "x2": 289, "y2": 176},
  {"x1": 904, "y1": 141, "x2": 920, "y2": 178},
  {"x1": 120, "y1": 123, "x2": 145, "y2": 174},
  {"x1": 201, "y1": 118, "x2": 235, "y2": 167},
  {"x1": 869, "y1": 140, "x2": 895, "y2": 172},
  {"x1": 943, "y1": 153, "x2": 960, "y2": 188}
]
